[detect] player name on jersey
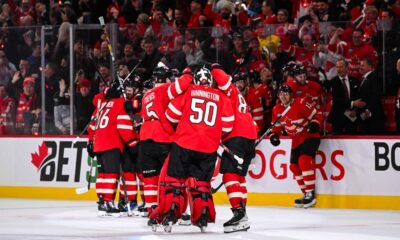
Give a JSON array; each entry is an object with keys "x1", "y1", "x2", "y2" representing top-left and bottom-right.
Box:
[{"x1": 191, "y1": 90, "x2": 220, "y2": 102}]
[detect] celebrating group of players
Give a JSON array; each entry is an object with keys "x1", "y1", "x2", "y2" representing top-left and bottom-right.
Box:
[{"x1": 85, "y1": 61, "x2": 323, "y2": 234}]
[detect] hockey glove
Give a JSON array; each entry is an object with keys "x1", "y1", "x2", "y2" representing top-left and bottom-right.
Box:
[
  {"x1": 105, "y1": 85, "x2": 121, "y2": 99},
  {"x1": 87, "y1": 141, "x2": 95, "y2": 158},
  {"x1": 269, "y1": 133, "x2": 280, "y2": 146},
  {"x1": 211, "y1": 63, "x2": 222, "y2": 69},
  {"x1": 182, "y1": 64, "x2": 197, "y2": 75},
  {"x1": 307, "y1": 122, "x2": 320, "y2": 133},
  {"x1": 134, "y1": 123, "x2": 141, "y2": 133},
  {"x1": 124, "y1": 100, "x2": 140, "y2": 115}
]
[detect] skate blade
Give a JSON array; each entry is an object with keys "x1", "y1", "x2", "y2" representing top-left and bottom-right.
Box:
[
  {"x1": 294, "y1": 203, "x2": 303, "y2": 208},
  {"x1": 177, "y1": 219, "x2": 191, "y2": 226},
  {"x1": 151, "y1": 224, "x2": 158, "y2": 232},
  {"x1": 303, "y1": 199, "x2": 317, "y2": 209},
  {"x1": 98, "y1": 211, "x2": 121, "y2": 218},
  {"x1": 163, "y1": 222, "x2": 173, "y2": 233},
  {"x1": 223, "y1": 222, "x2": 250, "y2": 233},
  {"x1": 200, "y1": 226, "x2": 207, "y2": 233},
  {"x1": 140, "y1": 211, "x2": 149, "y2": 217}
]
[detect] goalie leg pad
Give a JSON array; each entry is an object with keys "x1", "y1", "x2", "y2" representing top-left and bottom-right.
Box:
[
  {"x1": 150, "y1": 176, "x2": 186, "y2": 224},
  {"x1": 189, "y1": 181, "x2": 216, "y2": 225}
]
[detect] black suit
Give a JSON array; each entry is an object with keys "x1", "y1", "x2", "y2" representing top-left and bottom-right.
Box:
[
  {"x1": 357, "y1": 71, "x2": 386, "y2": 134},
  {"x1": 328, "y1": 75, "x2": 359, "y2": 134}
]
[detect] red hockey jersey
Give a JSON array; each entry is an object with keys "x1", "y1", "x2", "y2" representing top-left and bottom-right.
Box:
[
  {"x1": 91, "y1": 97, "x2": 138, "y2": 152},
  {"x1": 165, "y1": 84, "x2": 234, "y2": 153},
  {"x1": 212, "y1": 68, "x2": 258, "y2": 141},
  {"x1": 245, "y1": 86, "x2": 264, "y2": 130},
  {"x1": 140, "y1": 83, "x2": 175, "y2": 143},
  {"x1": 286, "y1": 79, "x2": 322, "y2": 105},
  {"x1": 271, "y1": 97, "x2": 323, "y2": 149}
]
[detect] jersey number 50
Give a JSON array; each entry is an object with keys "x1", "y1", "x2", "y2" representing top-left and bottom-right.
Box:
[{"x1": 190, "y1": 98, "x2": 218, "y2": 127}]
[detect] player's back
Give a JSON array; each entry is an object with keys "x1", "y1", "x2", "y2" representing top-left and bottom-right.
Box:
[
  {"x1": 140, "y1": 83, "x2": 174, "y2": 142},
  {"x1": 224, "y1": 84, "x2": 258, "y2": 141},
  {"x1": 93, "y1": 97, "x2": 133, "y2": 152},
  {"x1": 166, "y1": 84, "x2": 234, "y2": 153}
]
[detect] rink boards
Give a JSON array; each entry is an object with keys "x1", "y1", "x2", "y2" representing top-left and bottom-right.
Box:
[{"x1": 0, "y1": 136, "x2": 399, "y2": 210}]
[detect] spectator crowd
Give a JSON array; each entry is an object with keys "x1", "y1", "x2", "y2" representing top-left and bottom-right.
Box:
[{"x1": 0, "y1": 0, "x2": 400, "y2": 135}]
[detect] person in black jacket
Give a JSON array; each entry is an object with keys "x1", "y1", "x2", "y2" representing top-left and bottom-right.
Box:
[
  {"x1": 328, "y1": 59, "x2": 365, "y2": 134},
  {"x1": 357, "y1": 58, "x2": 386, "y2": 134}
]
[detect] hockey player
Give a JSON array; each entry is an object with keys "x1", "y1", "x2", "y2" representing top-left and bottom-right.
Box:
[
  {"x1": 118, "y1": 78, "x2": 143, "y2": 214},
  {"x1": 139, "y1": 65, "x2": 194, "y2": 217},
  {"x1": 210, "y1": 64, "x2": 258, "y2": 233},
  {"x1": 285, "y1": 64, "x2": 323, "y2": 106},
  {"x1": 149, "y1": 66, "x2": 234, "y2": 232},
  {"x1": 87, "y1": 81, "x2": 140, "y2": 217},
  {"x1": 269, "y1": 85, "x2": 323, "y2": 208},
  {"x1": 232, "y1": 72, "x2": 264, "y2": 131}
]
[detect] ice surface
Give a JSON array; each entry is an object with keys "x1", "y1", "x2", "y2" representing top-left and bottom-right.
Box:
[{"x1": 0, "y1": 199, "x2": 400, "y2": 240}]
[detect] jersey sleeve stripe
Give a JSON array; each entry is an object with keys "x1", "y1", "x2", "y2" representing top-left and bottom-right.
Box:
[
  {"x1": 168, "y1": 103, "x2": 182, "y2": 116},
  {"x1": 253, "y1": 116, "x2": 264, "y2": 120},
  {"x1": 117, "y1": 124, "x2": 133, "y2": 130},
  {"x1": 307, "y1": 109, "x2": 317, "y2": 120},
  {"x1": 165, "y1": 112, "x2": 179, "y2": 123},
  {"x1": 167, "y1": 85, "x2": 174, "y2": 100},
  {"x1": 175, "y1": 79, "x2": 182, "y2": 95},
  {"x1": 222, "y1": 115, "x2": 235, "y2": 122},
  {"x1": 252, "y1": 107, "x2": 263, "y2": 113},
  {"x1": 219, "y1": 77, "x2": 232, "y2": 91},
  {"x1": 222, "y1": 127, "x2": 233, "y2": 132},
  {"x1": 117, "y1": 115, "x2": 131, "y2": 120}
]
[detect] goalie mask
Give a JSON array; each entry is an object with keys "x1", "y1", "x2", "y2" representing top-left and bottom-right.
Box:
[{"x1": 194, "y1": 67, "x2": 213, "y2": 86}]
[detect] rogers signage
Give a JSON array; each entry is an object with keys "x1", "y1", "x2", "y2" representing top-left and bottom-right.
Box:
[{"x1": 0, "y1": 137, "x2": 399, "y2": 196}]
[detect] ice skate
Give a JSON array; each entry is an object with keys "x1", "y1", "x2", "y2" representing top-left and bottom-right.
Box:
[
  {"x1": 195, "y1": 208, "x2": 208, "y2": 233},
  {"x1": 97, "y1": 200, "x2": 121, "y2": 217},
  {"x1": 118, "y1": 200, "x2": 137, "y2": 215},
  {"x1": 134, "y1": 201, "x2": 146, "y2": 216},
  {"x1": 162, "y1": 203, "x2": 177, "y2": 233},
  {"x1": 177, "y1": 212, "x2": 191, "y2": 226},
  {"x1": 303, "y1": 190, "x2": 316, "y2": 209},
  {"x1": 294, "y1": 194, "x2": 306, "y2": 208},
  {"x1": 162, "y1": 210, "x2": 176, "y2": 233},
  {"x1": 147, "y1": 218, "x2": 159, "y2": 232},
  {"x1": 223, "y1": 207, "x2": 250, "y2": 233}
]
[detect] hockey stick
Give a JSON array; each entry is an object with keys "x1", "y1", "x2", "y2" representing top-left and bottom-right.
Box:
[
  {"x1": 99, "y1": 16, "x2": 142, "y2": 123},
  {"x1": 212, "y1": 181, "x2": 223, "y2": 194},
  {"x1": 72, "y1": 98, "x2": 111, "y2": 144},
  {"x1": 120, "y1": 170, "x2": 133, "y2": 216},
  {"x1": 255, "y1": 105, "x2": 291, "y2": 147},
  {"x1": 75, "y1": 156, "x2": 95, "y2": 194},
  {"x1": 219, "y1": 143, "x2": 244, "y2": 165},
  {"x1": 211, "y1": 163, "x2": 256, "y2": 194},
  {"x1": 99, "y1": 17, "x2": 128, "y2": 99}
]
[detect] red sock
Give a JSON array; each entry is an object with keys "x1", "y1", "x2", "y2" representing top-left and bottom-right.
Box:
[
  {"x1": 298, "y1": 155, "x2": 316, "y2": 192},
  {"x1": 223, "y1": 173, "x2": 242, "y2": 209},
  {"x1": 119, "y1": 172, "x2": 137, "y2": 201},
  {"x1": 96, "y1": 173, "x2": 119, "y2": 201}
]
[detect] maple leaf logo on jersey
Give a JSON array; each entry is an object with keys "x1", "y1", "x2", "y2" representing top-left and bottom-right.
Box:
[{"x1": 31, "y1": 142, "x2": 49, "y2": 170}]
